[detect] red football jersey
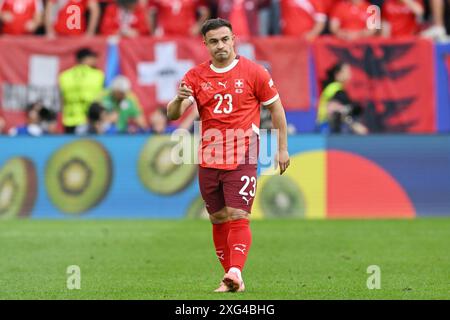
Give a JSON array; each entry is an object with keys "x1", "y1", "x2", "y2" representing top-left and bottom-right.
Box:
[
  {"x1": 321, "y1": 0, "x2": 341, "y2": 14},
  {"x1": 383, "y1": 0, "x2": 423, "y2": 37},
  {"x1": 280, "y1": 0, "x2": 327, "y2": 36},
  {"x1": 331, "y1": 0, "x2": 372, "y2": 31},
  {"x1": 182, "y1": 56, "x2": 279, "y2": 170},
  {"x1": 100, "y1": 2, "x2": 150, "y2": 36},
  {"x1": 148, "y1": 0, "x2": 206, "y2": 36},
  {"x1": 50, "y1": 0, "x2": 89, "y2": 35},
  {"x1": 0, "y1": 0, "x2": 43, "y2": 35}
]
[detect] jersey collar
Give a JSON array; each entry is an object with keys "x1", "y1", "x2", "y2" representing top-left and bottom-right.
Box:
[{"x1": 210, "y1": 56, "x2": 240, "y2": 74}]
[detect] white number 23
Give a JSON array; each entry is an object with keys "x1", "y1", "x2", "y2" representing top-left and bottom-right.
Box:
[
  {"x1": 239, "y1": 176, "x2": 256, "y2": 197},
  {"x1": 213, "y1": 93, "x2": 233, "y2": 114}
]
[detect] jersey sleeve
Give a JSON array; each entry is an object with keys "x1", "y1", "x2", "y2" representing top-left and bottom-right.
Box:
[
  {"x1": 382, "y1": 2, "x2": 390, "y2": 21},
  {"x1": 197, "y1": 0, "x2": 207, "y2": 9},
  {"x1": 147, "y1": 0, "x2": 158, "y2": 10},
  {"x1": 313, "y1": 0, "x2": 327, "y2": 23},
  {"x1": 99, "y1": 4, "x2": 117, "y2": 35},
  {"x1": 330, "y1": 3, "x2": 344, "y2": 26},
  {"x1": 181, "y1": 70, "x2": 197, "y2": 105},
  {"x1": 254, "y1": 65, "x2": 279, "y2": 106}
]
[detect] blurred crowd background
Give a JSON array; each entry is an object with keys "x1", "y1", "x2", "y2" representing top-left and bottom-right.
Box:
[
  {"x1": 0, "y1": 0, "x2": 448, "y2": 40},
  {"x1": 0, "y1": 0, "x2": 449, "y2": 136}
]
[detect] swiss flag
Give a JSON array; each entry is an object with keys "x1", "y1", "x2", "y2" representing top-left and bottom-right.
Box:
[
  {"x1": 119, "y1": 37, "x2": 209, "y2": 119},
  {"x1": 0, "y1": 37, "x2": 107, "y2": 130}
]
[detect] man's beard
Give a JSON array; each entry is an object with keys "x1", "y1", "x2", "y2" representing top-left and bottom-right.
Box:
[{"x1": 215, "y1": 51, "x2": 229, "y2": 61}]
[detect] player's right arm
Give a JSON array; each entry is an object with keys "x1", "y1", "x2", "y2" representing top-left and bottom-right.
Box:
[
  {"x1": 167, "y1": 83, "x2": 194, "y2": 120},
  {"x1": 44, "y1": 0, "x2": 56, "y2": 38},
  {"x1": 86, "y1": 0, "x2": 100, "y2": 36}
]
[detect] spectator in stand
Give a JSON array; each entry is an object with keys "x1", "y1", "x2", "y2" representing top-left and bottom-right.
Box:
[
  {"x1": 0, "y1": 114, "x2": 5, "y2": 134},
  {"x1": 421, "y1": 0, "x2": 449, "y2": 41},
  {"x1": 316, "y1": 63, "x2": 368, "y2": 135},
  {"x1": 100, "y1": 0, "x2": 150, "y2": 37},
  {"x1": 59, "y1": 48, "x2": 105, "y2": 134},
  {"x1": 76, "y1": 102, "x2": 117, "y2": 134},
  {"x1": 8, "y1": 102, "x2": 58, "y2": 136},
  {"x1": 279, "y1": 0, "x2": 327, "y2": 39},
  {"x1": 0, "y1": 0, "x2": 43, "y2": 35},
  {"x1": 149, "y1": 105, "x2": 198, "y2": 134},
  {"x1": 45, "y1": 0, "x2": 100, "y2": 37},
  {"x1": 148, "y1": 107, "x2": 177, "y2": 133},
  {"x1": 217, "y1": 0, "x2": 271, "y2": 36},
  {"x1": 8, "y1": 102, "x2": 42, "y2": 136},
  {"x1": 330, "y1": 0, "x2": 376, "y2": 40},
  {"x1": 38, "y1": 106, "x2": 59, "y2": 134},
  {"x1": 99, "y1": 75, "x2": 148, "y2": 133},
  {"x1": 382, "y1": 0, "x2": 424, "y2": 38},
  {"x1": 148, "y1": 0, "x2": 210, "y2": 37}
]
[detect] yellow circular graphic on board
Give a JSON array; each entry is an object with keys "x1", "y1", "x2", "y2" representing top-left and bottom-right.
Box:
[{"x1": 252, "y1": 151, "x2": 326, "y2": 220}]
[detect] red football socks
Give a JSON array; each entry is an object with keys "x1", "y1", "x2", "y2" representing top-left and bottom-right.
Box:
[
  {"x1": 227, "y1": 219, "x2": 252, "y2": 271},
  {"x1": 212, "y1": 221, "x2": 231, "y2": 273}
]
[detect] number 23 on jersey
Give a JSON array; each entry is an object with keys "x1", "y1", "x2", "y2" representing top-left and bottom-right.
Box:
[{"x1": 213, "y1": 93, "x2": 233, "y2": 114}]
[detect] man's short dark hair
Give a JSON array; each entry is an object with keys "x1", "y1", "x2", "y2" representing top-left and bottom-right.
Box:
[
  {"x1": 88, "y1": 102, "x2": 105, "y2": 122},
  {"x1": 201, "y1": 18, "x2": 232, "y2": 37},
  {"x1": 26, "y1": 101, "x2": 42, "y2": 114},
  {"x1": 39, "y1": 107, "x2": 57, "y2": 122},
  {"x1": 117, "y1": 0, "x2": 137, "y2": 7},
  {"x1": 76, "y1": 48, "x2": 97, "y2": 63}
]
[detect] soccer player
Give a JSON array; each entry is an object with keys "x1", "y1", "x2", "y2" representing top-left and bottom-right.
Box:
[{"x1": 167, "y1": 18, "x2": 290, "y2": 292}]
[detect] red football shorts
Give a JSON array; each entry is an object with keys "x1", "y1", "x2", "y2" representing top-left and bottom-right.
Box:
[{"x1": 198, "y1": 164, "x2": 258, "y2": 214}]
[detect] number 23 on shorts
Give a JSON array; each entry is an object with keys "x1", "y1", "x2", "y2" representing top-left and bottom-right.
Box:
[{"x1": 239, "y1": 175, "x2": 256, "y2": 198}]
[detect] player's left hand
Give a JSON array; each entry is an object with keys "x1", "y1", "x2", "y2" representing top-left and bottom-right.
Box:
[{"x1": 275, "y1": 150, "x2": 290, "y2": 175}]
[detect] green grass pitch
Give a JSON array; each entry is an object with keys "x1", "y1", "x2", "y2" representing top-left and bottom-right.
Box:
[{"x1": 0, "y1": 219, "x2": 449, "y2": 300}]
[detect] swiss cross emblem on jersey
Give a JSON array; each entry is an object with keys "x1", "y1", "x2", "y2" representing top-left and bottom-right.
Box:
[
  {"x1": 235, "y1": 79, "x2": 244, "y2": 88},
  {"x1": 235, "y1": 79, "x2": 244, "y2": 94}
]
